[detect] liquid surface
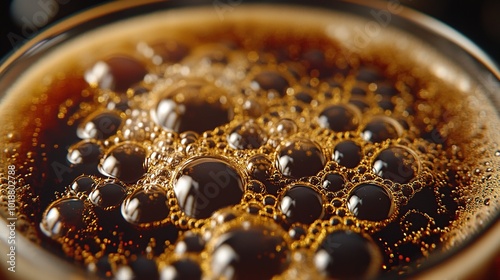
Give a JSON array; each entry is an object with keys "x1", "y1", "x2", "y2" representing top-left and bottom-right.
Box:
[{"x1": 1, "y1": 4, "x2": 500, "y2": 279}]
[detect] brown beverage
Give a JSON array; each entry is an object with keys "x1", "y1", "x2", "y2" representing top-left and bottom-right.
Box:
[{"x1": 1, "y1": 2, "x2": 499, "y2": 279}]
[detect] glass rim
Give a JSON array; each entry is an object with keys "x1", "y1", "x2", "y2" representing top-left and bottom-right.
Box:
[{"x1": 0, "y1": 0, "x2": 499, "y2": 279}]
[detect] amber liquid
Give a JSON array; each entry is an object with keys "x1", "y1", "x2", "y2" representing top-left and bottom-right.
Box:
[{"x1": 1, "y1": 5, "x2": 499, "y2": 279}]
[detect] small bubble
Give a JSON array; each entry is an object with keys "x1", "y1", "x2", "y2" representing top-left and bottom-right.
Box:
[
  {"x1": 69, "y1": 175, "x2": 96, "y2": 194},
  {"x1": 361, "y1": 116, "x2": 403, "y2": 143},
  {"x1": 277, "y1": 138, "x2": 326, "y2": 178},
  {"x1": 161, "y1": 259, "x2": 203, "y2": 280},
  {"x1": 99, "y1": 142, "x2": 147, "y2": 183},
  {"x1": 350, "y1": 99, "x2": 370, "y2": 112},
  {"x1": 242, "y1": 99, "x2": 264, "y2": 118},
  {"x1": 89, "y1": 255, "x2": 113, "y2": 279},
  {"x1": 372, "y1": 146, "x2": 418, "y2": 184},
  {"x1": 271, "y1": 118, "x2": 298, "y2": 138},
  {"x1": 89, "y1": 181, "x2": 127, "y2": 210},
  {"x1": 279, "y1": 184, "x2": 324, "y2": 224},
  {"x1": 209, "y1": 220, "x2": 290, "y2": 280},
  {"x1": 251, "y1": 70, "x2": 290, "y2": 96},
  {"x1": 186, "y1": 43, "x2": 231, "y2": 65},
  {"x1": 375, "y1": 84, "x2": 399, "y2": 97},
  {"x1": 149, "y1": 40, "x2": 190, "y2": 63},
  {"x1": 246, "y1": 154, "x2": 273, "y2": 182},
  {"x1": 125, "y1": 256, "x2": 159, "y2": 280},
  {"x1": 121, "y1": 185, "x2": 169, "y2": 226},
  {"x1": 318, "y1": 104, "x2": 361, "y2": 132},
  {"x1": 333, "y1": 140, "x2": 362, "y2": 168},
  {"x1": 484, "y1": 198, "x2": 490, "y2": 206},
  {"x1": 322, "y1": 173, "x2": 346, "y2": 193},
  {"x1": 152, "y1": 80, "x2": 233, "y2": 133},
  {"x1": 227, "y1": 120, "x2": 267, "y2": 149},
  {"x1": 40, "y1": 197, "x2": 88, "y2": 239},
  {"x1": 173, "y1": 157, "x2": 244, "y2": 219},
  {"x1": 294, "y1": 91, "x2": 313, "y2": 104},
  {"x1": 174, "y1": 232, "x2": 205, "y2": 254},
  {"x1": 347, "y1": 183, "x2": 394, "y2": 221},
  {"x1": 289, "y1": 225, "x2": 307, "y2": 240},
  {"x1": 355, "y1": 66, "x2": 384, "y2": 83},
  {"x1": 401, "y1": 211, "x2": 431, "y2": 232},
  {"x1": 67, "y1": 140, "x2": 103, "y2": 165},
  {"x1": 314, "y1": 230, "x2": 382, "y2": 279},
  {"x1": 180, "y1": 131, "x2": 199, "y2": 146},
  {"x1": 377, "y1": 97, "x2": 396, "y2": 111},
  {"x1": 127, "y1": 84, "x2": 150, "y2": 96},
  {"x1": 84, "y1": 55, "x2": 147, "y2": 92},
  {"x1": 77, "y1": 110, "x2": 122, "y2": 140}
]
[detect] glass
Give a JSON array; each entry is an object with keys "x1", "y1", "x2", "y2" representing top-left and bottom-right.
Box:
[{"x1": 0, "y1": 0, "x2": 498, "y2": 279}]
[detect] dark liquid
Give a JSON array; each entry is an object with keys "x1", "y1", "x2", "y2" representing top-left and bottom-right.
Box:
[{"x1": 1, "y1": 6, "x2": 499, "y2": 279}]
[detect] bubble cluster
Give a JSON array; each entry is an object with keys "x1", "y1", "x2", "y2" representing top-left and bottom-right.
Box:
[{"x1": 2, "y1": 11, "x2": 497, "y2": 280}]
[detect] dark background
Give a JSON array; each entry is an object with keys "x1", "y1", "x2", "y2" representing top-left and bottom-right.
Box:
[{"x1": 0, "y1": 0, "x2": 499, "y2": 64}]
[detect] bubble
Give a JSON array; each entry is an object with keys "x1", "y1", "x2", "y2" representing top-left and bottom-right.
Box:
[
  {"x1": 77, "y1": 110, "x2": 122, "y2": 140},
  {"x1": 121, "y1": 185, "x2": 169, "y2": 226},
  {"x1": 179, "y1": 131, "x2": 199, "y2": 146},
  {"x1": 301, "y1": 49, "x2": 337, "y2": 78},
  {"x1": 279, "y1": 184, "x2": 324, "y2": 224},
  {"x1": 40, "y1": 197, "x2": 87, "y2": 239},
  {"x1": 246, "y1": 155, "x2": 277, "y2": 194},
  {"x1": 347, "y1": 183, "x2": 394, "y2": 221},
  {"x1": 211, "y1": 209, "x2": 239, "y2": 225},
  {"x1": 318, "y1": 104, "x2": 361, "y2": 132},
  {"x1": 227, "y1": 120, "x2": 267, "y2": 149},
  {"x1": 89, "y1": 181, "x2": 127, "y2": 210},
  {"x1": 322, "y1": 173, "x2": 346, "y2": 193},
  {"x1": 241, "y1": 99, "x2": 264, "y2": 118},
  {"x1": 67, "y1": 140, "x2": 103, "y2": 165},
  {"x1": 375, "y1": 84, "x2": 398, "y2": 97},
  {"x1": 209, "y1": 220, "x2": 290, "y2": 280},
  {"x1": 355, "y1": 66, "x2": 384, "y2": 83},
  {"x1": 89, "y1": 255, "x2": 113, "y2": 279},
  {"x1": 69, "y1": 175, "x2": 96, "y2": 194},
  {"x1": 350, "y1": 99, "x2": 370, "y2": 112},
  {"x1": 173, "y1": 157, "x2": 244, "y2": 219},
  {"x1": 271, "y1": 118, "x2": 298, "y2": 138},
  {"x1": 150, "y1": 40, "x2": 190, "y2": 63},
  {"x1": 84, "y1": 55, "x2": 147, "y2": 92},
  {"x1": 246, "y1": 154, "x2": 273, "y2": 181},
  {"x1": 314, "y1": 230, "x2": 382, "y2": 279},
  {"x1": 121, "y1": 256, "x2": 159, "y2": 280},
  {"x1": 128, "y1": 84, "x2": 150, "y2": 96},
  {"x1": 276, "y1": 138, "x2": 326, "y2": 178},
  {"x1": 186, "y1": 43, "x2": 231, "y2": 65},
  {"x1": 152, "y1": 80, "x2": 233, "y2": 133},
  {"x1": 99, "y1": 141, "x2": 147, "y2": 183},
  {"x1": 250, "y1": 70, "x2": 290, "y2": 96},
  {"x1": 161, "y1": 259, "x2": 203, "y2": 280},
  {"x1": 333, "y1": 140, "x2": 362, "y2": 168},
  {"x1": 294, "y1": 91, "x2": 313, "y2": 104},
  {"x1": 377, "y1": 98, "x2": 395, "y2": 111},
  {"x1": 174, "y1": 232, "x2": 205, "y2": 254},
  {"x1": 361, "y1": 116, "x2": 403, "y2": 143},
  {"x1": 372, "y1": 146, "x2": 418, "y2": 184},
  {"x1": 289, "y1": 225, "x2": 307, "y2": 240},
  {"x1": 401, "y1": 211, "x2": 432, "y2": 232},
  {"x1": 350, "y1": 84, "x2": 367, "y2": 98}
]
